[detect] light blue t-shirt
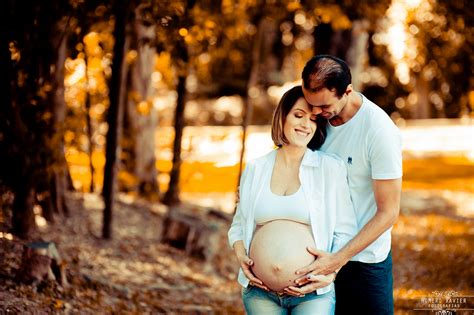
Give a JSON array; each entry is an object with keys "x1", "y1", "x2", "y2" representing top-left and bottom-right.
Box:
[{"x1": 320, "y1": 94, "x2": 402, "y2": 263}]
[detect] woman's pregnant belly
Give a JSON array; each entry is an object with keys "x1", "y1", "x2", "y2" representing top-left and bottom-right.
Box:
[{"x1": 249, "y1": 220, "x2": 316, "y2": 292}]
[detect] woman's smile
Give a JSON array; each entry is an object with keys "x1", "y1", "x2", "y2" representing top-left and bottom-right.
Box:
[{"x1": 294, "y1": 128, "x2": 311, "y2": 137}]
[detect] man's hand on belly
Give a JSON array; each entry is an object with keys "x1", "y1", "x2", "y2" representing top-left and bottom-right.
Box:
[{"x1": 294, "y1": 247, "x2": 347, "y2": 281}]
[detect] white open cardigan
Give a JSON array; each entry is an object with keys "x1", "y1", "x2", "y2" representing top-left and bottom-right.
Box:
[{"x1": 228, "y1": 148, "x2": 358, "y2": 295}]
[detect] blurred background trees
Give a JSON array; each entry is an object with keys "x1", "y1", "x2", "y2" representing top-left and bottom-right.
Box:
[{"x1": 1, "y1": 0, "x2": 472, "y2": 239}]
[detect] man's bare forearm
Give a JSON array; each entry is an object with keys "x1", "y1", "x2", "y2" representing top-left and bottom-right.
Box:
[
  {"x1": 335, "y1": 178, "x2": 402, "y2": 263},
  {"x1": 335, "y1": 208, "x2": 398, "y2": 262}
]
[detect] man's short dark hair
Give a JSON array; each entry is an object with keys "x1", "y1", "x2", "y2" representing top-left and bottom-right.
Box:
[{"x1": 302, "y1": 55, "x2": 352, "y2": 97}]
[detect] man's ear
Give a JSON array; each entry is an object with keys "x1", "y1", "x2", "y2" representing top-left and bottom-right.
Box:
[{"x1": 345, "y1": 84, "x2": 353, "y2": 95}]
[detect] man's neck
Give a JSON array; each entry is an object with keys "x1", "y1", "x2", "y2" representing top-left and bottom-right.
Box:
[{"x1": 329, "y1": 91, "x2": 363, "y2": 126}]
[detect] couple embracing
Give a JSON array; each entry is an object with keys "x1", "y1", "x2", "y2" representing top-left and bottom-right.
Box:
[{"x1": 228, "y1": 55, "x2": 402, "y2": 315}]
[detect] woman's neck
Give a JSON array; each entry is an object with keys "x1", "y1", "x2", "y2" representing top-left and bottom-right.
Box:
[{"x1": 278, "y1": 146, "x2": 306, "y2": 167}]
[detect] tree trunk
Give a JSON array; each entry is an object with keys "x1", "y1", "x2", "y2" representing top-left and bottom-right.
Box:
[
  {"x1": 37, "y1": 191, "x2": 54, "y2": 223},
  {"x1": 3, "y1": 1, "x2": 36, "y2": 238},
  {"x1": 4, "y1": 2, "x2": 36, "y2": 237},
  {"x1": 345, "y1": 20, "x2": 370, "y2": 91},
  {"x1": 85, "y1": 91, "x2": 95, "y2": 193},
  {"x1": 4, "y1": 1, "x2": 72, "y2": 237},
  {"x1": 235, "y1": 14, "x2": 266, "y2": 213},
  {"x1": 83, "y1": 55, "x2": 95, "y2": 193},
  {"x1": 123, "y1": 4, "x2": 159, "y2": 196},
  {"x1": 162, "y1": 0, "x2": 195, "y2": 206},
  {"x1": 412, "y1": 75, "x2": 431, "y2": 119},
  {"x1": 162, "y1": 75, "x2": 186, "y2": 206},
  {"x1": 102, "y1": 3, "x2": 130, "y2": 239},
  {"x1": 65, "y1": 166, "x2": 75, "y2": 191},
  {"x1": 12, "y1": 179, "x2": 36, "y2": 239},
  {"x1": 329, "y1": 29, "x2": 352, "y2": 60},
  {"x1": 50, "y1": 17, "x2": 70, "y2": 216},
  {"x1": 313, "y1": 21, "x2": 369, "y2": 91},
  {"x1": 17, "y1": 242, "x2": 68, "y2": 287},
  {"x1": 313, "y1": 23, "x2": 333, "y2": 55}
]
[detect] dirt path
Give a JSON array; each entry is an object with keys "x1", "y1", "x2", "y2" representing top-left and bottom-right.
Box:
[
  {"x1": 1, "y1": 190, "x2": 473, "y2": 314},
  {"x1": 1, "y1": 193, "x2": 243, "y2": 314},
  {"x1": 393, "y1": 189, "x2": 474, "y2": 314}
]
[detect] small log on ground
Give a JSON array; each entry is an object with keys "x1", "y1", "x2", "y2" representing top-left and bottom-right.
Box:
[
  {"x1": 161, "y1": 208, "x2": 222, "y2": 261},
  {"x1": 16, "y1": 242, "x2": 68, "y2": 287}
]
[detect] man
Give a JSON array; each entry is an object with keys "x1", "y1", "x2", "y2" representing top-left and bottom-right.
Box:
[{"x1": 296, "y1": 55, "x2": 402, "y2": 314}]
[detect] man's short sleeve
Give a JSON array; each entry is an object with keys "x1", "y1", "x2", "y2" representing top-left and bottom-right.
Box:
[{"x1": 369, "y1": 123, "x2": 403, "y2": 180}]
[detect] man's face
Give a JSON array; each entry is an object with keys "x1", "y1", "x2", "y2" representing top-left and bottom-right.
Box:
[{"x1": 302, "y1": 87, "x2": 348, "y2": 120}]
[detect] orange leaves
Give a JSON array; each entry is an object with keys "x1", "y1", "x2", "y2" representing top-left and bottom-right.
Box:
[
  {"x1": 154, "y1": 52, "x2": 174, "y2": 89},
  {"x1": 83, "y1": 32, "x2": 101, "y2": 56},
  {"x1": 287, "y1": 2, "x2": 302, "y2": 12},
  {"x1": 9, "y1": 41, "x2": 21, "y2": 61},
  {"x1": 53, "y1": 299, "x2": 64, "y2": 309},
  {"x1": 137, "y1": 101, "x2": 152, "y2": 116},
  {"x1": 125, "y1": 50, "x2": 138, "y2": 65},
  {"x1": 178, "y1": 28, "x2": 188, "y2": 37},
  {"x1": 313, "y1": 5, "x2": 352, "y2": 30}
]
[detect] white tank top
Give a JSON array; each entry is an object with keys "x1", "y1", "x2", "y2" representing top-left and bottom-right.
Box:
[{"x1": 254, "y1": 168, "x2": 310, "y2": 225}]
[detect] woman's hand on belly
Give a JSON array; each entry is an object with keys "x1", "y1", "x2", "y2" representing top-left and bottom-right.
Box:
[
  {"x1": 237, "y1": 253, "x2": 270, "y2": 291},
  {"x1": 232, "y1": 240, "x2": 269, "y2": 291},
  {"x1": 283, "y1": 273, "x2": 336, "y2": 296}
]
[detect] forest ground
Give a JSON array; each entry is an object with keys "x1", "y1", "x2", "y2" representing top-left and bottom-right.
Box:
[{"x1": 1, "y1": 184, "x2": 473, "y2": 314}]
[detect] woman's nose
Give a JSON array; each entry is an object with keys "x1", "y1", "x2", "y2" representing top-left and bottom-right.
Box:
[
  {"x1": 311, "y1": 106, "x2": 322, "y2": 115},
  {"x1": 301, "y1": 116, "x2": 312, "y2": 128}
]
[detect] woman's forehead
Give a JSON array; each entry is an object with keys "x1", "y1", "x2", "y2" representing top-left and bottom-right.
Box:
[{"x1": 292, "y1": 97, "x2": 311, "y2": 111}]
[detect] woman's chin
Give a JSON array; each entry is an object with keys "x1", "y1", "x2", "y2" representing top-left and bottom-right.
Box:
[{"x1": 285, "y1": 141, "x2": 310, "y2": 149}]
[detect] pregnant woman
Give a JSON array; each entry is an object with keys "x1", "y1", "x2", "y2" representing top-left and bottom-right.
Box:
[{"x1": 228, "y1": 86, "x2": 357, "y2": 314}]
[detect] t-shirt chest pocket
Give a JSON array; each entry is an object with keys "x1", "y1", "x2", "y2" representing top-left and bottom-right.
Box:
[{"x1": 345, "y1": 151, "x2": 370, "y2": 186}]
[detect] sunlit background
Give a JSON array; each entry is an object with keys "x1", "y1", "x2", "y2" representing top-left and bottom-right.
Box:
[
  {"x1": 63, "y1": 0, "x2": 473, "y2": 211},
  {"x1": 3, "y1": 0, "x2": 472, "y2": 313}
]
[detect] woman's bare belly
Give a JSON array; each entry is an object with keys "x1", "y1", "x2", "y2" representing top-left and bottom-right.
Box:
[{"x1": 249, "y1": 219, "x2": 316, "y2": 292}]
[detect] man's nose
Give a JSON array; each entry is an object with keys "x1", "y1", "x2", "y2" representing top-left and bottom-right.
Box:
[{"x1": 312, "y1": 106, "x2": 322, "y2": 115}]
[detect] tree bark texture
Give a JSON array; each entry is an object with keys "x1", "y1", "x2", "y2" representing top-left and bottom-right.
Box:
[
  {"x1": 345, "y1": 20, "x2": 370, "y2": 91},
  {"x1": 162, "y1": 75, "x2": 186, "y2": 206},
  {"x1": 123, "y1": 4, "x2": 159, "y2": 196},
  {"x1": 12, "y1": 180, "x2": 36, "y2": 239},
  {"x1": 84, "y1": 89, "x2": 95, "y2": 193},
  {"x1": 412, "y1": 75, "x2": 431, "y2": 119},
  {"x1": 3, "y1": 0, "x2": 71, "y2": 237},
  {"x1": 50, "y1": 19, "x2": 70, "y2": 216},
  {"x1": 102, "y1": 3, "x2": 130, "y2": 239},
  {"x1": 235, "y1": 14, "x2": 267, "y2": 213},
  {"x1": 313, "y1": 23, "x2": 333, "y2": 55},
  {"x1": 162, "y1": 0, "x2": 195, "y2": 206},
  {"x1": 313, "y1": 20, "x2": 372, "y2": 92}
]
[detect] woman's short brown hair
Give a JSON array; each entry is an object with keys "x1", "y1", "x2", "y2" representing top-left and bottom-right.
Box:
[{"x1": 271, "y1": 85, "x2": 327, "y2": 151}]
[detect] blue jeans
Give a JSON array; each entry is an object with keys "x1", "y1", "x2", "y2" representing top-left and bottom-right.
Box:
[
  {"x1": 242, "y1": 286, "x2": 335, "y2": 315},
  {"x1": 335, "y1": 252, "x2": 394, "y2": 315}
]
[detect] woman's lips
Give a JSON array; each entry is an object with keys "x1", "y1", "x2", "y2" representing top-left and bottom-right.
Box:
[{"x1": 295, "y1": 129, "x2": 310, "y2": 136}]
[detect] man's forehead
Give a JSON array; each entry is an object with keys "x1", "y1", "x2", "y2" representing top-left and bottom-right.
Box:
[{"x1": 304, "y1": 89, "x2": 335, "y2": 105}]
